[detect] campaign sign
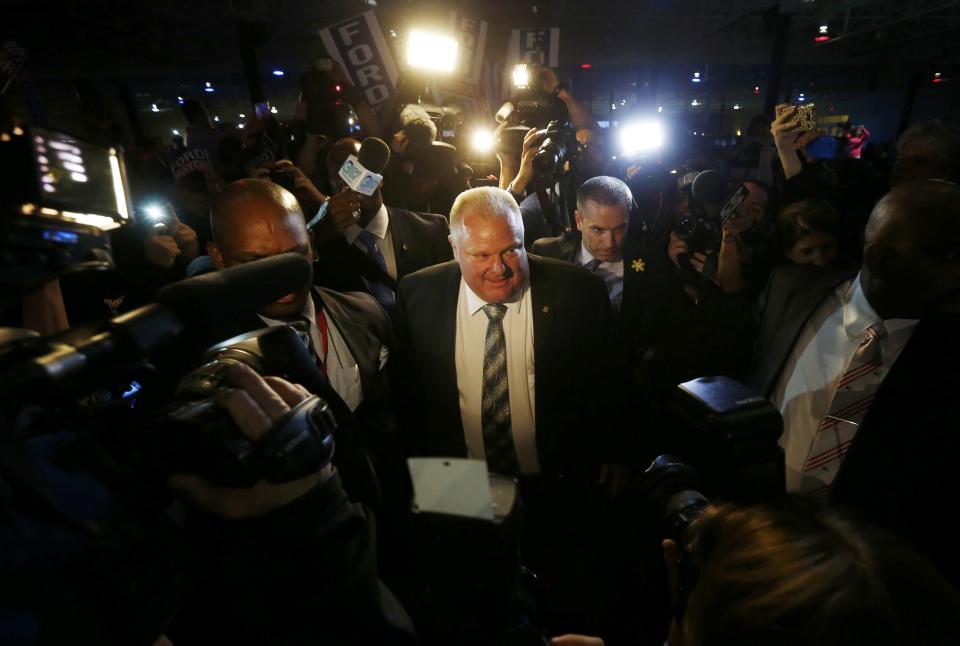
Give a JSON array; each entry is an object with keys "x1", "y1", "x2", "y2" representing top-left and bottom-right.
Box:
[
  {"x1": 319, "y1": 10, "x2": 398, "y2": 109},
  {"x1": 507, "y1": 28, "x2": 560, "y2": 67}
]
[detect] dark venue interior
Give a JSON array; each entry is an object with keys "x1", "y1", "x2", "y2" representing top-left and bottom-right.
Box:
[{"x1": 2, "y1": 1, "x2": 960, "y2": 644}]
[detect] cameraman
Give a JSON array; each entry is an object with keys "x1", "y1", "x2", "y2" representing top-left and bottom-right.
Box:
[{"x1": 0, "y1": 364, "x2": 415, "y2": 644}]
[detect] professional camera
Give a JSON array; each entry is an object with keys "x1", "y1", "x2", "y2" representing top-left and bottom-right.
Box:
[
  {"x1": 532, "y1": 119, "x2": 578, "y2": 181},
  {"x1": 494, "y1": 63, "x2": 568, "y2": 155}
]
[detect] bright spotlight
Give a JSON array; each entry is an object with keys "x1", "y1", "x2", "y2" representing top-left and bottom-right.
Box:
[
  {"x1": 470, "y1": 127, "x2": 495, "y2": 153},
  {"x1": 619, "y1": 120, "x2": 665, "y2": 157},
  {"x1": 512, "y1": 63, "x2": 530, "y2": 89},
  {"x1": 406, "y1": 29, "x2": 458, "y2": 73}
]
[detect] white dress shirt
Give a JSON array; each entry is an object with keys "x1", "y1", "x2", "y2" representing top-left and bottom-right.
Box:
[
  {"x1": 345, "y1": 204, "x2": 398, "y2": 281},
  {"x1": 259, "y1": 289, "x2": 364, "y2": 411},
  {"x1": 454, "y1": 279, "x2": 539, "y2": 474},
  {"x1": 772, "y1": 275, "x2": 918, "y2": 491},
  {"x1": 577, "y1": 244, "x2": 624, "y2": 311}
]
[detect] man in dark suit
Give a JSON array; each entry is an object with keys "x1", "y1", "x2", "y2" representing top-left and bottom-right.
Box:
[
  {"x1": 394, "y1": 185, "x2": 625, "y2": 634},
  {"x1": 311, "y1": 138, "x2": 453, "y2": 315},
  {"x1": 747, "y1": 179, "x2": 960, "y2": 584},
  {"x1": 533, "y1": 177, "x2": 704, "y2": 460},
  {"x1": 206, "y1": 179, "x2": 403, "y2": 513}
]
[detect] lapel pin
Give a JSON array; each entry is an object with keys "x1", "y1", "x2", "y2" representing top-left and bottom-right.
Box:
[
  {"x1": 542, "y1": 305, "x2": 550, "y2": 314},
  {"x1": 631, "y1": 258, "x2": 646, "y2": 273}
]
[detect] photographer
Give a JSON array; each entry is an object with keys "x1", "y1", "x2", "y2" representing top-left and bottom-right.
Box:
[
  {"x1": 552, "y1": 499, "x2": 960, "y2": 646},
  {"x1": 0, "y1": 363, "x2": 415, "y2": 644}
]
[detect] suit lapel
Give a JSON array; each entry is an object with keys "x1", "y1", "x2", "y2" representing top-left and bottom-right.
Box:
[
  {"x1": 758, "y1": 268, "x2": 856, "y2": 396},
  {"x1": 559, "y1": 234, "x2": 579, "y2": 263},
  {"x1": 529, "y1": 258, "x2": 555, "y2": 427},
  {"x1": 388, "y1": 207, "x2": 412, "y2": 279},
  {"x1": 313, "y1": 288, "x2": 379, "y2": 399}
]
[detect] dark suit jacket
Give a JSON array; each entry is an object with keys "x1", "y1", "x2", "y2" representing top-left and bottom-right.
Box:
[
  {"x1": 394, "y1": 255, "x2": 622, "y2": 483},
  {"x1": 223, "y1": 286, "x2": 402, "y2": 514},
  {"x1": 313, "y1": 206, "x2": 453, "y2": 292},
  {"x1": 747, "y1": 264, "x2": 960, "y2": 585}
]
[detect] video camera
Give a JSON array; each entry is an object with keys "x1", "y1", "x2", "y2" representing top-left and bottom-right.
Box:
[
  {"x1": 0, "y1": 124, "x2": 131, "y2": 296},
  {"x1": 531, "y1": 119, "x2": 578, "y2": 181},
  {"x1": 494, "y1": 63, "x2": 568, "y2": 155}
]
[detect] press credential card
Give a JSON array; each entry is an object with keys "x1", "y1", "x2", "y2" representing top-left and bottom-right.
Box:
[{"x1": 407, "y1": 457, "x2": 494, "y2": 520}]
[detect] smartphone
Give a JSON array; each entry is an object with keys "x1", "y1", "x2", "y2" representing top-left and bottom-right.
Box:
[
  {"x1": 794, "y1": 103, "x2": 817, "y2": 131},
  {"x1": 718, "y1": 184, "x2": 750, "y2": 224}
]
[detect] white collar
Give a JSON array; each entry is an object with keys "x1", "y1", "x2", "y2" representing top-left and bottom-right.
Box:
[
  {"x1": 462, "y1": 278, "x2": 528, "y2": 316},
  {"x1": 345, "y1": 203, "x2": 389, "y2": 245},
  {"x1": 579, "y1": 242, "x2": 622, "y2": 266},
  {"x1": 842, "y1": 274, "x2": 882, "y2": 340}
]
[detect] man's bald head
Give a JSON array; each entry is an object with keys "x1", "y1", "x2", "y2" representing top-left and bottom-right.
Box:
[
  {"x1": 210, "y1": 178, "x2": 303, "y2": 244},
  {"x1": 207, "y1": 178, "x2": 313, "y2": 319},
  {"x1": 861, "y1": 179, "x2": 960, "y2": 318}
]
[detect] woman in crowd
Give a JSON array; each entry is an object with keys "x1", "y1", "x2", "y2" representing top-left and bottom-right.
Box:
[{"x1": 775, "y1": 198, "x2": 840, "y2": 268}]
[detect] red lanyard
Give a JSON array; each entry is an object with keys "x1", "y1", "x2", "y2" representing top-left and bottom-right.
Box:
[{"x1": 316, "y1": 309, "x2": 329, "y2": 378}]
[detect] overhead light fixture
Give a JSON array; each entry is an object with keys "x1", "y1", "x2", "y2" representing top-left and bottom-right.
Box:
[
  {"x1": 733, "y1": 103, "x2": 741, "y2": 110},
  {"x1": 691, "y1": 99, "x2": 700, "y2": 106},
  {"x1": 691, "y1": 71, "x2": 702, "y2": 83},
  {"x1": 798, "y1": 93, "x2": 806, "y2": 103},
  {"x1": 150, "y1": 103, "x2": 159, "y2": 112},
  {"x1": 270, "y1": 106, "x2": 278, "y2": 114},
  {"x1": 272, "y1": 69, "x2": 285, "y2": 77},
  {"x1": 171, "y1": 129, "x2": 181, "y2": 136},
  {"x1": 177, "y1": 96, "x2": 184, "y2": 105},
  {"x1": 213, "y1": 115, "x2": 220, "y2": 122},
  {"x1": 406, "y1": 29, "x2": 458, "y2": 73},
  {"x1": 239, "y1": 113, "x2": 246, "y2": 118},
  {"x1": 204, "y1": 81, "x2": 215, "y2": 93}
]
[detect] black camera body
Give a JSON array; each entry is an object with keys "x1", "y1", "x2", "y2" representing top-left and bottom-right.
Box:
[
  {"x1": 141, "y1": 325, "x2": 336, "y2": 489},
  {"x1": 532, "y1": 119, "x2": 578, "y2": 180}
]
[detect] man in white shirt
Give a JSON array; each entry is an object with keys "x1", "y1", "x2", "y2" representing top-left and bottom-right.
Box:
[{"x1": 747, "y1": 179, "x2": 960, "y2": 585}]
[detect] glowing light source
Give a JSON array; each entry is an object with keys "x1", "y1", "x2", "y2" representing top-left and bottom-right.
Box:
[
  {"x1": 580, "y1": 63, "x2": 592, "y2": 69},
  {"x1": 204, "y1": 81, "x2": 215, "y2": 93},
  {"x1": 150, "y1": 103, "x2": 159, "y2": 112},
  {"x1": 470, "y1": 127, "x2": 495, "y2": 153},
  {"x1": 753, "y1": 85, "x2": 761, "y2": 96},
  {"x1": 272, "y1": 69, "x2": 285, "y2": 76},
  {"x1": 406, "y1": 29, "x2": 458, "y2": 73},
  {"x1": 733, "y1": 103, "x2": 740, "y2": 110},
  {"x1": 691, "y1": 99, "x2": 700, "y2": 106},
  {"x1": 239, "y1": 113, "x2": 246, "y2": 118},
  {"x1": 618, "y1": 120, "x2": 666, "y2": 157},
  {"x1": 691, "y1": 71, "x2": 702, "y2": 83},
  {"x1": 172, "y1": 129, "x2": 181, "y2": 136},
  {"x1": 144, "y1": 204, "x2": 165, "y2": 221},
  {"x1": 512, "y1": 63, "x2": 530, "y2": 89},
  {"x1": 177, "y1": 96, "x2": 184, "y2": 104},
  {"x1": 270, "y1": 106, "x2": 278, "y2": 114},
  {"x1": 815, "y1": 24, "x2": 831, "y2": 42},
  {"x1": 933, "y1": 72, "x2": 943, "y2": 84},
  {"x1": 657, "y1": 106, "x2": 663, "y2": 112},
  {"x1": 109, "y1": 150, "x2": 130, "y2": 222}
]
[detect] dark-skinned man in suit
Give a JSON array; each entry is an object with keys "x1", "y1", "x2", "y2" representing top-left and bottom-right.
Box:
[
  {"x1": 748, "y1": 179, "x2": 960, "y2": 586},
  {"x1": 207, "y1": 179, "x2": 407, "y2": 520},
  {"x1": 311, "y1": 137, "x2": 453, "y2": 317},
  {"x1": 394, "y1": 186, "x2": 627, "y2": 636}
]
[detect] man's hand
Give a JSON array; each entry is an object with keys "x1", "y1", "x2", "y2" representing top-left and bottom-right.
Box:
[
  {"x1": 144, "y1": 228, "x2": 181, "y2": 269},
  {"x1": 168, "y1": 364, "x2": 329, "y2": 520},
  {"x1": 326, "y1": 187, "x2": 363, "y2": 235},
  {"x1": 539, "y1": 67, "x2": 561, "y2": 94},
  {"x1": 511, "y1": 127, "x2": 546, "y2": 195},
  {"x1": 170, "y1": 215, "x2": 199, "y2": 263},
  {"x1": 598, "y1": 463, "x2": 629, "y2": 498},
  {"x1": 667, "y1": 232, "x2": 689, "y2": 270}
]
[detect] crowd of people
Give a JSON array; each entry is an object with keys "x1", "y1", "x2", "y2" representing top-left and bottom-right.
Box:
[{"x1": 5, "y1": 60, "x2": 960, "y2": 646}]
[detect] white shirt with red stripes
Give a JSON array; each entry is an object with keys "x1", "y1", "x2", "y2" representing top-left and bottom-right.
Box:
[{"x1": 772, "y1": 274, "x2": 918, "y2": 493}]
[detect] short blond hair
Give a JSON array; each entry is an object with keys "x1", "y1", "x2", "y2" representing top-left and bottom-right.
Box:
[{"x1": 449, "y1": 187, "x2": 524, "y2": 244}]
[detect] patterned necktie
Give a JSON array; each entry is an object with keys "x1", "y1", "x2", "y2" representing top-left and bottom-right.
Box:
[
  {"x1": 481, "y1": 303, "x2": 520, "y2": 476},
  {"x1": 585, "y1": 258, "x2": 602, "y2": 273},
  {"x1": 356, "y1": 230, "x2": 396, "y2": 319},
  {"x1": 800, "y1": 322, "x2": 887, "y2": 496}
]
